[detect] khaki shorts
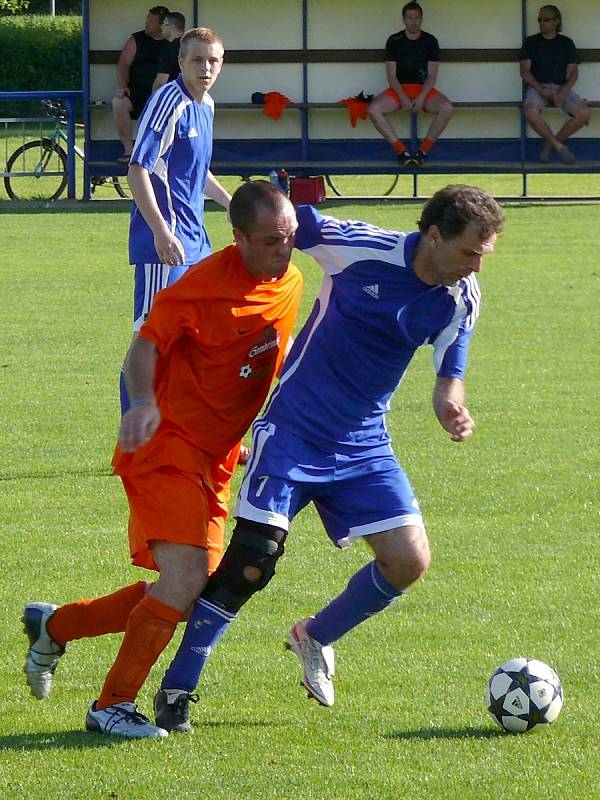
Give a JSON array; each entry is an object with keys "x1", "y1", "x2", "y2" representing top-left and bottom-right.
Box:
[{"x1": 524, "y1": 84, "x2": 583, "y2": 116}]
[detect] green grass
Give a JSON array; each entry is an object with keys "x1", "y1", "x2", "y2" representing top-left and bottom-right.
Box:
[{"x1": 1, "y1": 197, "x2": 598, "y2": 799}]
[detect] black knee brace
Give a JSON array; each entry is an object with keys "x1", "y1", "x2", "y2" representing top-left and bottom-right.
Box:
[{"x1": 202, "y1": 519, "x2": 287, "y2": 614}]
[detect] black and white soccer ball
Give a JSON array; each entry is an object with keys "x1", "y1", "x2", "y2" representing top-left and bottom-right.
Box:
[{"x1": 486, "y1": 657, "x2": 564, "y2": 733}]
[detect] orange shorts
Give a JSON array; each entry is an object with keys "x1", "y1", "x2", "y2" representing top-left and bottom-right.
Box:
[
  {"x1": 122, "y1": 447, "x2": 239, "y2": 575},
  {"x1": 385, "y1": 84, "x2": 441, "y2": 108}
]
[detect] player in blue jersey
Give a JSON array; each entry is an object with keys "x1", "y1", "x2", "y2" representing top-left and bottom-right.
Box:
[
  {"x1": 121, "y1": 26, "x2": 231, "y2": 412},
  {"x1": 151, "y1": 184, "x2": 504, "y2": 732}
]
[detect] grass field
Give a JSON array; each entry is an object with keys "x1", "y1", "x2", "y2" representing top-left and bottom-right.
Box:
[{"x1": 1, "y1": 191, "x2": 598, "y2": 799}]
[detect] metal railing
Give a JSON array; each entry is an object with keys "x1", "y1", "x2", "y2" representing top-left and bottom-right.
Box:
[{"x1": 0, "y1": 90, "x2": 82, "y2": 199}]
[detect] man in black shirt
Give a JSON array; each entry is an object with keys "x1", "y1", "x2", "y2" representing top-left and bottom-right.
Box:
[
  {"x1": 520, "y1": 5, "x2": 590, "y2": 164},
  {"x1": 369, "y1": 2, "x2": 453, "y2": 166},
  {"x1": 112, "y1": 6, "x2": 170, "y2": 163},
  {"x1": 152, "y1": 12, "x2": 186, "y2": 92}
]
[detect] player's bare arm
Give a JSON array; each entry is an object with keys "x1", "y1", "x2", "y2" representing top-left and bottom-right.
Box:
[
  {"x1": 520, "y1": 59, "x2": 555, "y2": 100},
  {"x1": 415, "y1": 62, "x2": 438, "y2": 110},
  {"x1": 433, "y1": 376, "x2": 474, "y2": 442},
  {"x1": 116, "y1": 37, "x2": 136, "y2": 97},
  {"x1": 205, "y1": 171, "x2": 232, "y2": 210},
  {"x1": 554, "y1": 63, "x2": 579, "y2": 105},
  {"x1": 119, "y1": 336, "x2": 161, "y2": 452},
  {"x1": 128, "y1": 164, "x2": 186, "y2": 264},
  {"x1": 386, "y1": 61, "x2": 412, "y2": 109}
]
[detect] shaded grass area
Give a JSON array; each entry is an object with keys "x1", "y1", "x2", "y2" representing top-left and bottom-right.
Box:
[{"x1": 1, "y1": 201, "x2": 598, "y2": 799}]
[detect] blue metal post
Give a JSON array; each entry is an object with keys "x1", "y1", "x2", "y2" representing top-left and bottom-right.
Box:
[
  {"x1": 82, "y1": 0, "x2": 91, "y2": 200},
  {"x1": 65, "y1": 96, "x2": 76, "y2": 198},
  {"x1": 301, "y1": 0, "x2": 309, "y2": 164},
  {"x1": 519, "y1": 0, "x2": 528, "y2": 192}
]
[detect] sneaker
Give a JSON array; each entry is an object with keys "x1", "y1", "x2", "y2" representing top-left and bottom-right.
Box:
[
  {"x1": 286, "y1": 619, "x2": 335, "y2": 707},
  {"x1": 23, "y1": 602, "x2": 65, "y2": 700},
  {"x1": 412, "y1": 150, "x2": 427, "y2": 166},
  {"x1": 539, "y1": 141, "x2": 552, "y2": 163},
  {"x1": 154, "y1": 688, "x2": 199, "y2": 733},
  {"x1": 396, "y1": 151, "x2": 414, "y2": 167},
  {"x1": 558, "y1": 145, "x2": 576, "y2": 165},
  {"x1": 86, "y1": 701, "x2": 168, "y2": 739}
]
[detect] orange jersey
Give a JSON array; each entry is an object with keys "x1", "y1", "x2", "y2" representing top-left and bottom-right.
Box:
[{"x1": 113, "y1": 244, "x2": 303, "y2": 475}]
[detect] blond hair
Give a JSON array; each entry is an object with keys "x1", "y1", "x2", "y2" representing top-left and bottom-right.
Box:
[{"x1": 180, "y1": 27, "x2": 224, "y2": 58}]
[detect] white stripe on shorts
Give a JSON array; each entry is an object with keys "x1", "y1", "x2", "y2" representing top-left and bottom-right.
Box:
[{"x1": 133, "y1": 263, "x2": 170, "y2": 331}]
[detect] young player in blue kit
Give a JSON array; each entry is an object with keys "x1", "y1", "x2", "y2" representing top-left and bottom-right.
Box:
[
  {"x1": 152, "y1": 184, "x2": 505, "y2": 732},
  {"x1": 122, "y1": 26, "x2": 231, "y2": 411}
]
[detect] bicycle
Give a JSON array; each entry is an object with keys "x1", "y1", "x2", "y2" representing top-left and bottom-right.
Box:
[{"x1": 3, "y1": 100, "x2": 129, "y2": 201}]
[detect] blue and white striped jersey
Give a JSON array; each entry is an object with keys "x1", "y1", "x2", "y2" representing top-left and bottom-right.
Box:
[
  {"x1": 263, "y1": 205, "x2": 481, "y2": 451},
  {"x1": 128, "y1": 75, "x2": 214, "y2": 265}
]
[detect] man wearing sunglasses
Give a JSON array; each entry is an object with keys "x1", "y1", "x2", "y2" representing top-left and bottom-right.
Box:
[{"x1": 520, "y1": 5, "x2": 590, "y2": 164}]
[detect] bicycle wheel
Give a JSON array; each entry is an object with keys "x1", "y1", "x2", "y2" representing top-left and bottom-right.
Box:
[
  {"x1": 4, "y1": 139, "x2": 67, "y2": 201},
  {"x1": 112, "y1": 176, "x2": 130, "y2": 198}
]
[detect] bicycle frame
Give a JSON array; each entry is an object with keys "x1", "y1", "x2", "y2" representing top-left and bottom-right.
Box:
[{"x1": 0, "y1": 91, "x2": 80, "y2": 198}]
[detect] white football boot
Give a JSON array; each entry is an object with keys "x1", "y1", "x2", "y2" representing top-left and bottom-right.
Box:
[
  {"x1": 23, "y1": 602, "x2": 65, "y2": 699},
  {"x1": 287, "y1": 618, "x2": 335, "y2": 707},
  {"x1": 86, "y1": 701, "x2": 168, "y2": 739}
]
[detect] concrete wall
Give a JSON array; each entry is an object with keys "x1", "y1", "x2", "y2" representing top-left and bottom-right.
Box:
[{"x1": 88, "y1": 0, "x2": 600, "y2": 142}]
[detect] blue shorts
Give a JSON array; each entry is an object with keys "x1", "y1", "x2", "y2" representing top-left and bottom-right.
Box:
[
  {"x1": 234, "y1": 420, "x2": 424, "y2": 548},
  {"x1": 132, "y1": 243, "x2": 212, "y2": 331}
]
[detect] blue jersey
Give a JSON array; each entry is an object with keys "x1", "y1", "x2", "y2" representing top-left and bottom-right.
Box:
[
  {"x1": 128, "y1": 75, "x2": 214, "y2": 265},
  {"x1": 263, "y1": 205, "x2": 480, "y2": 451}
]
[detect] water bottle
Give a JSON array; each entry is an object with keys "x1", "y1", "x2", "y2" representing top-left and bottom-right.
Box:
[{"x1": 269, "y1": 169, "x2": 279, "y2": 187}]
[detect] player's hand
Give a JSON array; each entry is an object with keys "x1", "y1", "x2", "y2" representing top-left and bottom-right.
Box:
[
  {"x1": 553, "y1": 90, "x2": 568, "y2": 108},
  {"x1": 439, "y1": 400, "x2": 475, "y2": 442},
  {"x1": 414, "y1": 95, "x2": 426, "y2": 112},
  {"x1": 154, "y1": 229, "x2": 186, "y2": 266},
  {"x1": 119, "y1": 401, "x2": 161, "y2": 452},
  {"x1": 116, "y1": 87, "x2": 130, "y2": 99},
  {"x1": 542, "y1": 87, "x2": 555, "y2": 101}
]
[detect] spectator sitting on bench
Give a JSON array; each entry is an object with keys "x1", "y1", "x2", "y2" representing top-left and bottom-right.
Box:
[
  {"x1": 520, "y1": 4, "x2": 591, "y2": 165},
  {"x1": 152, "y1": 12, "x2": 186, "y2": 92},
  {"x1": 368, "y1": 2, "x2": 453, "y2": 167},
  {"x1": 112, "y1": 5, "x2": 170, "y2": 164}
]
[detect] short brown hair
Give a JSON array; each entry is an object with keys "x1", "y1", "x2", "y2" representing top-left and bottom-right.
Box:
[
  {"x1": 402, "y1": 2, "x2": 423, "y2": 17},
  {"x1": 230, "y1": 180, "x2": 293, "y2": 235},
  {"x1": 180, "y1": 27, "x2": 224, "y2": 58},
  {"x1": 418, "y1": 184, "x2": 504, "y2": 240}
]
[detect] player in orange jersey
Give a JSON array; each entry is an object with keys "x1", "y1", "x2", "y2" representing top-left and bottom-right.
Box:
[{"x1": 22, "y1": 181, "x2": 303, "y2": 739}]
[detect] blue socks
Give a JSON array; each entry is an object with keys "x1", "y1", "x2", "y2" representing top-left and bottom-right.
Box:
[
  {"x1": 307, "y1": 561, "x2": 404, "y2": 645},
  {"x1": 161, "y1": 598, "x2": 236, "y2": 692}
]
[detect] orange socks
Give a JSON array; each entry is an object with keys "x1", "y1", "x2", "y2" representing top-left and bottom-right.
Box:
[
  {"x1": 47, "y1": 581, "x2": 148, "y2": 647},
  {"x1": 96, "y1": 594, "x2": 183, "y2": 709},
  {"x1": 392, "y1": 139, "x2": 408, "y2": 154},
  {"x1": 418, "y1": 137, "x2": 434, "y2": 154}
]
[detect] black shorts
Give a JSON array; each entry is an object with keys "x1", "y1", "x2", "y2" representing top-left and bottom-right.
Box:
[{"x1": 129, "y1": 84, "x2": 152, "y2": 120}]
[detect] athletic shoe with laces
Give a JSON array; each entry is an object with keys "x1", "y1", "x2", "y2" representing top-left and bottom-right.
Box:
[
  {"x1": 23, "y1": 602, "x2": 65, "y2": 700},
  {"x1": 412, "y1": 149, "x2": 427, "y2": 166},
  {"x1": 86, "y1": 701, "x2": 168, "y2": 739},
  {"x1": 286, "y1": 619, "x2": 335, "y2": 707},
  {"x1": 154, "y1": 688, "x2": 199, "y2": 733},
  {"x1": 396, "y1": 151, "x2": 414, "y2": 167}
]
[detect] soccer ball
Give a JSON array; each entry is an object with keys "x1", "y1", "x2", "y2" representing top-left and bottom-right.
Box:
[{"x1": 486, "y1": 657, "x2": 564, "y2": 733}]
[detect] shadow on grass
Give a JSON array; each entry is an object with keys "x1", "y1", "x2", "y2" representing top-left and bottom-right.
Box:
[
  {"x1": 0, "y1": 467, "x2": 113, "y2": 482},
  {"x1": 199, "y1": 719, "x2": 287, "y2": 729},
  {"x1": 0, "y1": 719, "x2": 286, "y2": 750},
  {"x1": 382, "y1": 726, "x2": 502, "y2": 741},
  {"x1": 0, "y1": 199, "x2": 130, "y2": 215},
  {"x1": 0, "y1": 730, "x2": 134, "y2": 751}
]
